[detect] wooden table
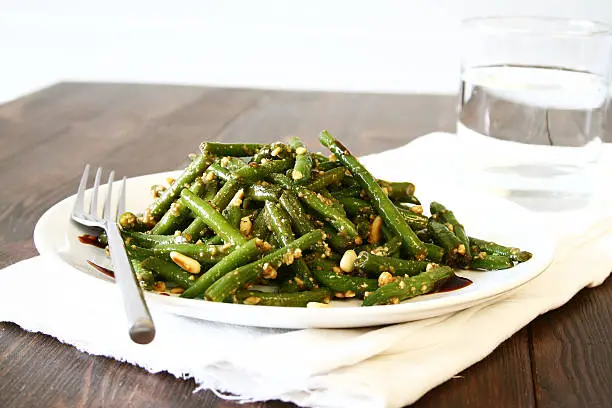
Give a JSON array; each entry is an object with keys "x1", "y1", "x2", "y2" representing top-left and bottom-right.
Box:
[{"x1": 1, "y1": 83, "x2": 611, "y2": 408}]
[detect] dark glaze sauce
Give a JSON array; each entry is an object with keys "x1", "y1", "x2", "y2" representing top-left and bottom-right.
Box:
[
  {"x1": 78, "y1": 234, "x2": 106, "y2": 249},
  {"x1": 436, "y1": 274, "x2": 472, "y2": 293},
  {"x1": 86, "y1": 260, "x2": 114, "y2": 279}
]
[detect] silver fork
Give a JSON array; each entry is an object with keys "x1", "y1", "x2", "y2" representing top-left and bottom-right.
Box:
[{"x1": 72, "y1": 164, "x2": 156, "y2": 344}]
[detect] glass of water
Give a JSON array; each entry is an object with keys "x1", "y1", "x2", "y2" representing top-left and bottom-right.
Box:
[{"x1": 457, "y1": 17, "x2": 612, "y2": 200}]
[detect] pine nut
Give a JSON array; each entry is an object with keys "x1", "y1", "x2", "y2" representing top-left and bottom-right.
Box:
[
  {"x1": 169, "y1": 251, "x2": 201, "y2": 274},
  {"x1": 340, "y1": 249, "x2": 357, "y2": 273}
]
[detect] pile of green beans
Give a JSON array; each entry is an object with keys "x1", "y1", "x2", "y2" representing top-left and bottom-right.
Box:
[{"x1": 103, "y1": 134, "x2": 532, "y2": 307}]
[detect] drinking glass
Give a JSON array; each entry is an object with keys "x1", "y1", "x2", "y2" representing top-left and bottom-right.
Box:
[{"x1": 457, "y1": 17, "x2": 612, "y2": 198}]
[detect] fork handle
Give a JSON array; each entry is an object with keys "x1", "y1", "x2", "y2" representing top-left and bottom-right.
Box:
[{"x1": 105, "y1": 222, "x2": 156, "y2": 344}]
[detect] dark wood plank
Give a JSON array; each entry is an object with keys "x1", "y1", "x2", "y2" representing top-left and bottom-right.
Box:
[
  {"x1": 530, "y1": 276, "x2": 612, "y2": 408},
  {"x1": 413, "y1": 329, "x2": 535, "y2": 408},
  {"x1": 0, "y1": 81, "x2": 607, "y2": 408}
]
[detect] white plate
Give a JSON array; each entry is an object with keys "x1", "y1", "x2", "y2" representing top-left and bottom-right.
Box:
[{"x1": 34, "y1": 170, "x2": 555, "y2": 329}]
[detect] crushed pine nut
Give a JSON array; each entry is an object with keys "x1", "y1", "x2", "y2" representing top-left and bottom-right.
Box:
[
  {"x1": 398, "y1": 280, "x2": 406, "y2": 289},
  {"x1": 221, "y1": 242, "x2": 232, "y2": 251},
  {"x1": 230, "y1": 189, "x2": 245, "y2": 207},
  {"x1": 282, "y1": 251, "x2": 296, "y2": 265},
  {"x1": 271, "y1": 146, "x2": 283, "y2": 156},
  {"x1": 340, "y1": 249, "x2": 357, "y2": 273},
  {"x1": 378, "y1": 271, "x2": 396, "y2": 286},
  {"x1": 409, "y1": 205, "x2": 423, "y2": 214},
  {"x1": 205, "y1": 172, "x2": 216, "y2": 181},
  {"x1": 445, "y1": 223, "x2": 454, "y2": 232},
  {"x1": 292, "y1": 170, "x2": 303, "y2": 180},
  {"x1": 334, "y1": 292, "x2": 345, "y2": 298},
  {"x1": 243, "y1": 296, "x2": 261, "y2": 305},
  {"x1": 187, "y1": 153, "x2": 198, "y2": 160},
  {"x1": 188, "y1": 275, "x2": 195, "y2": 280},
  {"x1": 328, "y1": 153, "x2": 337, "y2": 161},
  {"x1": 141, "y1": 208, "x2": 155, "y2": 227},
  {"x1": 170, "y1": 287, "x2": 185, "y2": 294},
  {"x1": 307, "y1": 302, "x2": 331, "y2": 308},
  {"x1": 166, "y1": 177, "x2": 176, "y2": 186},
  {"x1": 220, "y1": 156, "x2": 230, "y2": 167},
  {"x1": 344, "y1": 290, "x2": 356, "y2": 298},
  {"x1": 457, "y1": 244, "x2": 466, "y2": 255},
  {"x1": 174, "y1": 230, "x2": 182, "y2": 236},
  {"x1": 354, "y1": 236, "x2": 363, "y2": 245},
  {"x1": 368, "y1": 215, "x2": 383, "y2": 244},
  {"x1": 332, "y1": 266, "x2": 342, "y2": 274},
  {"x1": 389, "y1": 296, "x2": 400, "y2": 305},
  {"x1": 295, "y1": 146, "x2": 307, "y2": 155},
  {"x1": 152, "y1": 281, "x2": 167, "y2": 292},
  {"x1": 426, "y1": 263, "x2": 438, "y2": 271},
  {"x1": 169, "y1": 202, "x2": 182, "y2": 217},
  {"x1": 420, "y1": 284, "x2": 429, "y2": 292},
  {"x1": 262, "y1": 263, "x2": 277, "y2": 279},
  {"x1": 260, "y1": 158, "x2": 270, "y2": 165},
  {"x1": 240, "y1": 216, "x2": 253, "y2": 236},
  {"x1": 170, "y1": 251, "x2": 201, "y2": 274}
]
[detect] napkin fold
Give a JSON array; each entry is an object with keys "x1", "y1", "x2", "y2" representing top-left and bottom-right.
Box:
[{"x1": 2, "y1": 133, "x2": 612, "y2": 408}]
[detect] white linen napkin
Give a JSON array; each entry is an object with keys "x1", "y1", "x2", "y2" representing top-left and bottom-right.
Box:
[{"x1": 2, "y1": 133, "x2": 612, "y2": 408}]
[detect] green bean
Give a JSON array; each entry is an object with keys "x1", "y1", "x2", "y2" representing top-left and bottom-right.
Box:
[
  {"x1": 431, "y1": 202, "x2": 471, "y2": 260},
  {"x1": 288, "y1": 136, "x2": 313, "y2": 184},
  {"x1": 207, "y1": 162, "x2": 233, "y2": 181},
  {"x1": 322, "y1": 223, "x2": 353, "y2": 252},
  {"x1": 278, "y1": 190, "x2": 315, "y2": 236},
  {"x1": 310, "y1": 259, "x2": 377, "y2": 295},
  {"x1": 224, "y1": 157, "x2": 248, "y2": 171},
  {"x1": 265, "y1": 201, "x2": 295, "y2": 245},
  {"x1": 362, "y1": 265, "x2": 454, "y2": 306},
  {"x1": 222, "y1": 199, "x2": 243, "y2": 230},
  {"x1": 148, "y1": 153, "x2": 214, "y2": 219},
  {"x1": 265, "y1": 201, "x2": 315, "y2": 289},
  {"x1": 235, "y1": 158, "x2": 294, "y2": 182},
  {"x1": 233, "y1": 288, "x2": 331, "y2": 307},
  {"x1": 252, "y1": 143, "x2": 292, "y2": 163},
  {"x1": 427, "y1": 219, "x2": 465, "y2": 263},
  {"x1": 200, "y1": 142, "x2": 263, "y2": 157},
  {"x1": 203, "y1": 235, "x2": 223, "y2": 245},
  {"x1": 181, "y1": 238, "x2": 266, "y2": 298},
  {"x1": 250, "y1": 209, "x2": 269, "y2": 240},
  {"x1": 319, "y1": 130, "x2": 427, "y2": 260},
  {"x1": 150, "y1": 178, "x2": 206, "y2": 235},
  {"x1": 182, "y1": 178, "x2": 242, "y2": 242},
  {"x1": 294, "y1": 184, "x2": 359, "y2": 242},
  {"x1": 469, "y1": 237, "x2": 532, "y2": 262},
  {"x1": 131, "y1": 259, "x2": 155, "y2": 290},
  {"x1": 118, "y1": 212, "x2": 149, "y2": 232},
  {"x1": 205, "y1": 229, "x2": 325, "y2": 302},
  {"x1": 180, "y1": 189, "x2": 247, "y2": 246},
  {"x1": 122, "y1": 230, "x2": 186, "y2": 249},
  {"x1": 354, "y1": 252, "x2": 430, "y2": 277},
  {"x1": 126, "y1": 245, "x2": 155, "y2": 262},
  {"x1": 306, "y1": 167, "x2": 346, "y2": 191},
  {"x1": 377, "y1": 180, "x2": 416, "y2": 201},
  {"x1": 469, "y1": 253, "x2": 514, "y2": 270},
  {"x1": 245, "y1": 182, "x2": 281, "y2": 202},
  {"x1": 395, "y1": 206, "x2": 429, "y2": 230},
  {"x1": 151, "y1": 243, "x2": 233, "y2": 264},
  {"x1": 140, "y1": 257, "x2": 194, "y2": 289},
  {"x1": 329, "y1": 184, "x2": 362, "y2": 199},
  {"x1": 337, "y1": 197, "x2": 372, "y2": 217},
  {"x1": 424, "y1": 243, "x2": 445, "y2": 263}
]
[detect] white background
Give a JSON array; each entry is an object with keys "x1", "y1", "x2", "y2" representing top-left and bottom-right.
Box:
[{"x1": 1, "y1": 0, "x2": 611, "y2": 102}]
